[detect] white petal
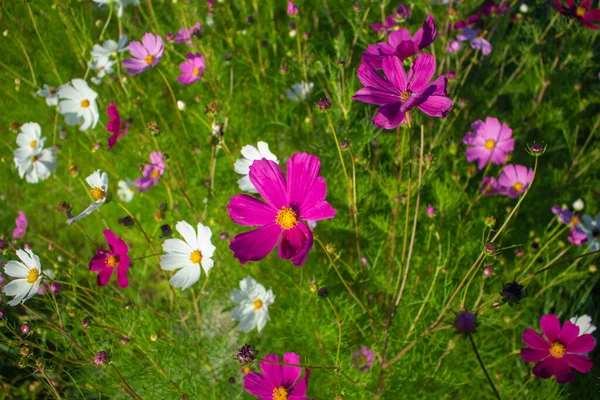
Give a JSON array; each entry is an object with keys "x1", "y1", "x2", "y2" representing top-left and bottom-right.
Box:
[
  {"x1": 66, "y1": 202, "x2": 102, "y2": 225},
  {"x1": 257, "y1": 141, "x2": 278, "y2": 162},
  {"x1": 240, "y1": 144, "x2": 261, "y2": 161},
  {"x1": 3, "y1": 278, "x2": 30, "y2": 297},
  {"x1": 237, "y1": 176, "x2": 257, "y2": 193},
  {"x1": 4, "y1": 261, "x2": 29, "y2": 278},
  {"x1": 234, "y1": 158, "x2": 252, "y2": 175},
  {"x1": 196, "y1": 223, "x2": 213, "y2": 251},
  {"x1": 86, "y1": 170, "x2": 102, "y2": 188},
  {"x1": 160, "y1": 252, "x2": 190, "y2": 271},
  {"x1": 230, "y1": 289, "x2": 248, "y2": 303},
  {"x1": 200, "y1": 257, "x2": 214, "y2": 275},
  {"x1": 175, "y1": 221, "x2": 198, "y2": 249},
  {"x1": 169, "y1": 264, "x2": 200, "y2": 290},
  {"x1": 256, "y1": 310, "x2": 268, "y2": 332},
  {"x1": 162, "y1": 238, "x2": 192, "y2": 254}
]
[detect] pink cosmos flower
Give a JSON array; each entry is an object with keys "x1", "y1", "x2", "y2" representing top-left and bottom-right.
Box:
[
  {"x1": 122, "y1": 33, "x2": 164, "y2": 76},
  {"x1": 89, "y1": 229, "x2": 130, "y2": 288},
  {"x1": 175, "y1": 22, "x2": 202, "y2": 45},
  {"x1": 479, "y1": 1, "x2": 509, "y2": 17},
  {"x1": 426, "y1": 205, "x2": 436, "y2": 216},
  {"x1": 12, "y1": 212, "x2": 27, "y2": 239},
  {"x1": 227, "y1": 153, "x2": 336, "y2": 266},
  {"x1": 107, "y1": 101, "x2": 129, "y2": 150},
  {"x1": 553, "y1": 0, "x2": 600, "y2": 30},
  {"x1": 243, "y1": 352, "x2": 310, "y2": 399},
  {"x1": 352, "y1": 347, "x2": 375, "y2": 371},
  {"x1": 497, "y1": 164, "x2": 534, "y2": 198},
  {"x1": 464, "y1": 117, "x2": 514, "y2": 170},
  {"x1": 457, "y1": 28, "x2": 492, "y2": 55},
  {"x1": 363, "y1": 15, "x2": 436, "y2": 68},
  {"x1": 352, "y1": 54, "x2": 453, "y2": 129},
  {"x1": 177, "y1": 53, "x2": 205, "y2": 86},
  {"x1": 568, "y1": 226, "x2": 588, "y2": 246},
  {"x1": 371, "y1": 5, "x2": 411, "y2": 34},
  {"x1": 446, "y1": 40, "x2": 462, "y2": 53},
  {"x1": 521, "y1": 314, "x2": 596, "y2": 383},
  {"x1": 136, "y1": 152, "x2": 165, "y2": 193},
  {"x1": 287, "y1": 0, "x2": 299, "y2": 16}
]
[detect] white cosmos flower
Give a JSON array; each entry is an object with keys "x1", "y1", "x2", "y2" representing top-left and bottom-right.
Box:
[
  {"x1": 58, "y1": 79, "x2": 99, "y2": 131},
  {"x1": 88, "y1": 57, "x2": 116, "y2": 79},
  {"x1": 230, "y1": 276, "x2": 275, "y2": 333},
  {"x1": 67, "y1": 170, "x2": 108, "y2": 225},
  {"x1": 286, "y1": 81, "x2": 313, "y2": 101},
  {"x1": 160, "y1": 221, "x2": 216, "y2": 290},
  {"x1": 36, "y1": 84, "x2": 60, "y2": 106},
  {"x1": 3, "y1": 249, "x2": 43, "y2": 306},
  {"x1": 14, "y1": 122, "x2": 46, "y2": 158},
  {"x1": 569, "y1": 315, "x2": 596, "y2": 336},
  {"x1": 234, "y1": 141, "x2": 278, "y2": 193},
  {"x1": 90, "y1": 34, "x2": 128, "y2": 61},
  {"x1": 14, "y1": 148, "x2": 57, "y2": 184},
  {"x1": 117, "y1": 178, "x2": 136, "y2": 203},
  {"x1": 93, "y1": 0, "x2": 139, "y2": 18}
]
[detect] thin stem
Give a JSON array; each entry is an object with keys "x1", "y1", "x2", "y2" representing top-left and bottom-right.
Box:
[
  {"x1": 110, "y1": 364, "x2": 143, "y2": 400},
  {"x1": 327, "y1": 298, "x2": 342, "y2": 368},
  {"x1": 257, "y1": 357, "x2": 337, "y2": 371},
  {"x1": 468, "y1": 335, "x2": 502, "y2": 400}
]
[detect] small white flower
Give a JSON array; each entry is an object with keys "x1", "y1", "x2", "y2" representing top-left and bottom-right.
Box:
[
  {"x1": 569, "y1": 315, "x2": 596, "y2": 336},
  {"x1": 160, "y1": 221, "x2": 216, "y2": 290},
  {"x1": 230, "y1": 276, "x2": 275, "y2": 333},
  {"x1": 88, "y1": 57, "x2": 116, "y2": 79},
  {"x1": 13, "y1": 123, "x2": 57, "y2": 184},
  {"x1": 90, "y1": 34, "x2": 128, "y2": 61},
  {"x1": 289, "y1": 29, "x2": 297, "y2": 38},
  {"x1": 573, "y1": 198, "x2": 584, "y2": 212},
  {"x1": 58, "y1": 79, "x2": 99, "y2": 131},
  {"x1": 15, "y1": 122, "x2": 46, "y2": 157},
  {"x1": 580, "y1": 213, "x2": 600, "y2": 251},
  {"x1": 67, "y1": 170, "x2": 109, "y2": 225},
  {"x1": 206, "y1": 15, "x2": 215, "y2": 27},
  {"x1": 234, "y1": 141, "x2": 279, "y2": 193},
  {"x1": 286, "y1": 81, "x2": 313, "y2": 101},
  {"x1": 117, "y1": 178, "x2": 136, "y2": 203},
  {"x1": 3, "y1": 249, "x2": 43, "y2": 306},
  {"x1": 519, "y1": 3, "x2": 529, "y2": 13},
  {"x1": 177, "y1": 100, "x2": 186, "y2": 111},
  {"x1": 93, "y1": 0, "x2": 139, "y2": 18},
  {"x1": 36, "y1": 84, "x2": 60, "y2": 106}
]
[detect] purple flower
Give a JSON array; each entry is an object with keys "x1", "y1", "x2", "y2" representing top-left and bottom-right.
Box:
[
  {"x1": 287, "y1": 0, "x2": 299, "y2": 16},
  {"x1": 446, "y1": 40, "x2": 462, "y2": 53},
  {"x1": 363, "y1": 15, "x2": 437, "y2": 68},
  {"x1": 175, "y1": 22, "x2": 202, "y2": 45},
  {"x1": 450, "y1": 15, "x2": 480, "y2": 31},
  {"x1": 94, "y1": 351, "x2": 108, "y2": 367},
  {"x1": 497, "y1": 164, "x2": 534, "y2": 198},
  {"x1": 243, "y1": 353, "x2": 310, "y2": 399},
  {"x1": 479, "y1": 1, "x2": 510, "y2": 17},
  {"x1": 521, "y1": 314, "x2": 595, "y2": 383},
  {"x1": 552, "y1": 206, "x2": 581, "y2": 226},
  {"x1": 568, "y1": 226, "x2": 588, "y2": 246},
  {"x1": 464, "y1": 117, "x2": 514, "y2": 170},
  {"x1": 135, "y1": 152, "x2": 165, "y2": 192},
  {"x1": 227, "y1": 153, "x2": 336, "y2": 266},
  {"x1": 89, "y1": 229, "x2": 131, "y2": 288},
  {"x1": 480, "y1": 176, "x2": 502, "y2": 196},
  {"x1": 178, "y1": 53, "x2": 205, "y2": 86},
  {"x1": 426, "y1": 205, "x2": 436, "y2": 216},
  {"x1": 457, "y1": 28, "x2": 492, "y2": 55},
  {"x1": 371, "y1": 4, "x2": 411, "y2": 33},
  {"x1": 352, "y1": 54, "x2": 453, "y2": 129},
  {"x1": 352, "y1": 347, "x2": 375, "y2": 371},
  {"x1": 123, "y1": 33, "x2": 164, "y2": 76},
  {"x1": 12, "y1": 211, "x2": 27, "y2": 239}
]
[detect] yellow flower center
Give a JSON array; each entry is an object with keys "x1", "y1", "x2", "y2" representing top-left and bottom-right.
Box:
[
  {"x1": 106, "y1": 255, "x2": 120, "y2": 267},
  {"x1": 145, "y1": 55, "x2": 154, "y2": 65},
  {"x1": 27, "y1": 269, "x2": 39, "y2": 284},
  {"x1": 400, "y1": 91, "x2": 411, "y2": 101},
  {"x1": 90, "y1": 187, "x2": 106, "y2": 201},
  {"x1": 273, "y1": 387, "x2": 288, "y2": 400},
  {"x1": 31, "y1": 155, "x2": 38, "y2": 162},
  {"x1": 190, "y1": 250, "x2": 202, "y2": 264},
  {"x1": 242, "y1": 366, "x2": 251, "y2": 374},
  {"x1": 30, "y1": 140, "x2": 37, "y2": 148},
  {"x1": 253, "y1": 299, "x2": 263, "y2": 309},
  {"x1": 513, "y1": 182, "x2": 523, "y2": 192},
  {"x1": 151, "y1": 169, "x2": 161, "y2": 179},
  {"x1": 550, "y1": 342, "x2": 566, "y2": 358},
  {"x1": 81, "y1": 99, "x2": 90, "y2": 108},
  {"x1": 192, "y1": 67, "x2": 200, "y2": 77},
  {"x1": 576, "y1": 7, "x2": 586, "y2": 17},
  {"x1": 276, "y1": 207, "x2": 298, "y2": 229},
  {"x1": 571, "y1": 216, "x2": 580, "y2": 225},
  {"x1": 49, "y1": 87, "x2": 56, "y2": 94},
  {"x1": 484, "y1": 139, "x2": 495, "y2": 150}
]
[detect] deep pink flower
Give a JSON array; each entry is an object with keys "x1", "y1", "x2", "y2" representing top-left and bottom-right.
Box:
[
  {"x1": 426, "y1": 205, "x2": 436, "y2": 216},
  {"x1": 89, "y1": 229, "x2": 130, "y2": 288},
  {"x1": 352, "y1": 347, "x2": 375, "y2": 371},
  {"x1": 521, "y1": 314, "x2": 595, "y2": 383},
  {"x1": 243, "y1": 352, "x2": 310, "y2": 399},
  {"x1": 106, "y1": 101, "x2": 129, "y2": 150},
  {"x1": 175, "y1": 22, "x2": 202, "y2": 45},
  {"x1": 450, "y1": 15, "x2": 480, "y2": 31},
  {"x1": 227, "y1": 153, "x2": 336, "y2": 266},
  {"x1": 287, "y1": 0, "x2": 299, "y2": 16},
  {"x1": 464, "y1": 117, "x2": 514, "y2": 170},
  {"x1": 371, "y1": 5, "x2": 410, "y2": 33},
  {"x1": 479, "y1": 1, "x2": 509, "y2": 17},
  {"x1": 553, "y1": 0, "x2": 600, "y2": 29},
  {"x1": 352, "y1": 54, "x2": 453, "y2": 129},
  {"x1": 123, "y1": 33, "x2": 164, "y2": 75},
  {"x1": 136, "y1": 152, "x2": 165, "y2": 192},
  {"x1": 497, "y1": 164, "x2": 534, "y2": 198},
  {"x1": 568, "y1": 226, "x2": 588, "y2": 246},
  {"x1": 480, "y1": 176, "x2": 502, "y2": 196},
  {"x1": 12, "y1": 211, "x2": 27, "y2": 239},
  {"x1": 177, "y1": 53, "x2": 205, "y2": 86},
  {"x1": 363, "y1": 15, "x2": 436, "y2": 68}
]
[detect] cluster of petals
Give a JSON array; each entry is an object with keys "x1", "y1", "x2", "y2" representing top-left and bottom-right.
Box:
[
  {"x1": 174, "y1": 22, "x2": 202, "y2": 45},
  {"x1": 2, "y1": 249, "x2": 43, "y2": 306},
  {"x1": 243, "y1": 352, "x2": 310, "y2": 399},
  {"x1": 13, "y1": 122, "x2": 57, "y2": 184},
  {"x1": 230, "y1": 276, "x2": 275, "y2": 333},
  {"x1": 89, "y1": 230, "x2": 130, "y2": 288},
  {"x1": 123, "y1": 33, "x2": 164, "y2": 75},
  {"x1": 447, "y1": 28, "x2": 492, "y2": 56},
  {"x1": 58, "y1": 79, "x2": 99, "y2": 131},
  {"x1": 135, "y1": 152, "x2": 165, "y2": 192},
  {"x1": 371, "y1": 4, "x2": 410, "y2": 33},
  {"x1": 107, "y1": 101, "x2": 129, "y2": 149},
  {"x1": 480, "y1": 164, "x2": 534, "y2": 198},
  {"x1": 67, "y1": 170, "x2": 109, "y2": 225},
  {"x1": 178, "y1": 53, "x2": 205, "y2": 86},
  {"x1": 553, "y1": 0, "x2": 600, "y2": 30},
  {"x1": 463, "y1": 117, "x2": 514, "y2": 170}
]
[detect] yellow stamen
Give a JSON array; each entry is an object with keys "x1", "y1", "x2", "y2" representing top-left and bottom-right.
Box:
[
  {"x1": 576, "y1": 7, "x2": 586, "y2": 17},
  {"x1": 151, "y1": 170, "x2": 160, "y2": 179},
  {"x1": 275, "y1": 207, "x2": 298, "y2": 229},
  {"x1": 192, "y1": 67, "x2": 200, "y2": 77},
  {"x1": 253, "y1": 299, "x2": 263, "y2": 309},
  {"x1": 513, "y1": 182, "x2": 523, "y2": 192},
  {"x1": 190, "y1": 250, "x2": 202, "y2": 264},
  {"x1": 242, "y1": 366, "x2": 251, "y2": 374},
  {"x1": 484, "y1": 139, "x2": 495, "y2": 150},
  {"x1": 145, "y1": 55, "x2": 154, "y2": 65},
  {"x1": 400, "y1": 91, "x2": 411, "y2": 101},
  {"x1": 90, "y1": 187, "x2": 106, "y2": 201},
  {"x1": 49, "y1": 87, "x2": 56, "y2": 94},
  {"x1": 571, "y1": 216, "x2": 580, "y2": 225},
  {"x1": 550, "y1": 342, "x2": 566, "y2": 358},
  {"x1": 272, "y1": 387, "x2": 288, "y2": 400},
  {"x1": 80, "y1": 99, "x2": 90, "y2": 108},
  {"x1": 106, "y1": 255, "x2": 120, "y2": 267},
  {"x1": 30, "y1": 140, "x2": 37, "y2": 148},
  {"x1": 31, "y1": 155, "x2": 39, "y2": 162},
  {"x1": 27, "y1": 269, "x2": 39, "y2": 284}
]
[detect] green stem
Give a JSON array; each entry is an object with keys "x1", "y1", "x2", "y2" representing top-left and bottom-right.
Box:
[{"x1": 468, "y1": 335, "x2": 502, "y2": 400}]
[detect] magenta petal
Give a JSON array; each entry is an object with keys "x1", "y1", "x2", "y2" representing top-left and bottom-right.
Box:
[
  {"x1": 417, "y1": 95, "x2": 453, "y2": 118},
  {"x1": 89, "y1": 255, "x2": 106, "y2": 271},
  {"x1": 278, "y1": 224, "x2": 309, "y2": 261},
  {"x1": 103, "y1": 230, "x2": 118, "y2": 253},
  {"x1": 395, "y1": 40, "x2": 419, "y2": 59},
  {"x1": 288, "y1": 368, "x2": 310, "y2": 397},
  {"x1": 249, "y1": 159, "x2": 288, "y2": 210},
  {"x1": 128, "y1": 41, "x2": 147, "y2": 59},
  {"x1": 566, "y1": 334, "x2": 596, "y2": 353},
  {"x1": 540, "y1": 314, "x2": 561, "y2": 343},
  {"x1": 520, "y1": 348, "x2": 549, "y2": 363},
  {"x1": 97, "y1": 266, "x2": 114, "y2": 286},
  {"x1": 230, "y1": 224, "x2": 281, "y2": 264},
  {"x1": 381, "y1": 56, "x2": 408, "y2": 91},
  {"x1": 414, "y1": 14, "x2": 437, "y2": 50},
  {"x1": 228, "y1": 194, "x2": 277, "y2": 226},
  {"x1": 352, "y1": 87, "x2": 400, "y2": 105},
  {"x1": 408, "y1": 53, "x2": 436, "y2": 92},
  {"x1": 286, "y1": 153, "x2": 320, "y2": 209},
  {"x1": 243, "y1": 372, "x2": 273, "y2": 396},
  {"x1": 260, "y1": 354, "x2": 283, "y2": 388},
  {"x1": 532, "y1": 357, "x2": 558, "y2": 380},
  {"x1": 523, "y1": 329, "x2": 551, "y2": 350},
  {"x1": 290, "y1": 223, "x2": 313, "y2": 266},
  {"x1": 553, "y1": 358, "x2": 575, "y2": 384},
  {"x1": 373, "y1": 103, "x2": 406, "y2": 129},
  {"x1": 564, "y1": 354, "x2": 593, "y2": 373},
  {"x1": 116, "y1": 266, "x2": 129, "y2": 288},
  {"x1": 356, "y1": 61, "x2": 395, "y2": 92},
  {"x1": 282, "y1": 352, "x2": 302, "y2": 387},
  {"x1": 559, "y1": 321, "x2": 580, "y2": 345},
  {"x1": 301, "y1": 200, "x2": 336, "y2": 222},
  {"x1": 388, "y1": 29, "x2": 412, "y2": 48}
]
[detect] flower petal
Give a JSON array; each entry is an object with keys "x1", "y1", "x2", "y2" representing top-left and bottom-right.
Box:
[
  {"x1": 408, "y1": 53, "x2": 436, "y2": 92},
  {"x1": 523, "y1": 328, "x2": 551, "y2": 350},
  {"x1": 260, "y1": 354, "x2": 283, "y2": 388},
  {"x1": 564, "y1": 354, "x2": 593, "y2": 373},
  {"x1": 230, "y1": 224, "x2": 281, "y2": 264},
  {"x1": 282, "y1": 352, "x2": 302, "y2": 387},
  {"x1": 540, "y1": 314, "x2": 561, "y2": 343},
  {"x1": 566, "y1": 334, "x2": 596, "y2": 354},
  {"x1": 228, "y1": 194, "x2": 277, "y2": 226},
  {"x1": 243, "y1": 372, "x2": 273, "y2": 396},
  {"x1": 559, "y1": 321, "x2": 580, "y2": 346},
  {"x1": 520, "y1": 348, "x2": 549, "y2": 363},
  {"x1": 249, "y1": 159, "x2": 288, "y2": 210}
]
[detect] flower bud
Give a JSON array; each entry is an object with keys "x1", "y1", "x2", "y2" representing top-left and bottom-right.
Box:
[
  {"x1": 21, "y1": 323, "x2": 31, "y2": 335},
  {"x1": 483, "y1": 242, "x2": 496, "y2": 255},
  {"x1": 316, "y1": 97, "x2": 332, "y2": 111},
  {"x1": 237, "y1": 344, "x2": 258, "y2": 364},
  {"x1": 483, "y1": 266, "x2": 493, "y2": 277},
  {"x1": 56, "y1": 201, "x2": 72, "y2": 215},
  {"x1": 454, "y1": 311, "x2": 477, "y2": 334},
  {"x1": 50, "y1": 282, "x2": 61, "y2": 293},
  {"x1": 500, "y1": 281, "x2": 527, "y2": 307},
  {"x1": 340, "y1": 140, "x2": 350, "y2": 149},
  {"x1": 94, "y1": 351, "x2": 108, "y2": 366},
  {"x1": 20, "y1": 345, "x2": 31, "y2": 357},
  {"x1": 82, "y1": 317, "x2": 92, "y2": 328},
  {"x1": 317, "y1": 287, "x2": 329, "y2": 298}
]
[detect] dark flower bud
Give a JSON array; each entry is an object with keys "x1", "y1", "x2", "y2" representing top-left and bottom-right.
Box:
[
  {"x1": 56, "y1": 201, "x2": 72, "y2": 215},
  {"x1": 237, "y1": 344, "x2": 258, "y2": 364},
  {"x1": 527, "y1": 142, "x2": 546, "y2": 156},
  {"x1": 35, "y1": 358, "x2": 45, "y2": 369},
  {"x1": 21, "y1": 324, "x2": 31, "y2": 335},
  {"x1": 20, "y1": 345, "x2": 31, "y2": 357},
  {"x1": 228, "y1": 377, "x2": 235, "y2": 384},
  {"x1": 261, "y1": 40, "x2": 268, "y2": 47},
  {"x1": 531, "y1": 241, "x2": 539, "y2": 251},
  {"x1": 340, "y1": 140, "x2": 350, "y2": 149},
  {"x1": 82, "y1": 317, "x2": 92, "y2": 328},
  {"x1": 246, "y1": 16, "x2": 254, "y2": 24},
  {"x1": 118, "y1": 216, "x2": 135, "y2": 227},
  {"x1": 124, "y1": 301, "x2": 133, "y2": 310},
  {"x1": 94, "y1": 351, "x2": 108, "y2": 366},
  {"x1": 219, "y1": 232, "x2": 229, "y2": 240},
  {"x1": 316, "y1": 97, "x2": 332, "y2": 111},
  {"x1": 147, "y1": 120, "x2": 161, "y2": 136},
  {"x1": 18, "y1": 359, "x2": 27, "y2": 368},
  {"x1": 50, "y1": 282, "x2": 61, "y2": 293},
  {"x1": 500, "y1": 281, "x2": 527, "y2": 307},
  {"x1": 160, "y1": 224, "x2": 172, "y2": 238},
  {"x1": 483, "y1": 242, "x2": 496, "y2": 255},
  {"x1": 0, "y1": 239, "x2": 6, "y2": 251},
  {"x1": 454, "y1": 311, "x2": 477, "y2": 334},
  {"x1": 225, "y1": 53, "x2": 232, "y2": 61},
  {"x1": 120, "y1": 337, "x2": 129, "y2": 345},
  {"x1": 318, "y1": 287, "x2": 329, "y2": 298}
]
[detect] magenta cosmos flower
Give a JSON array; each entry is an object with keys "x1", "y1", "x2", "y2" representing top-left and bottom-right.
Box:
[
  {"x1": 175, "y1": 22, "x2": 202, "y2": 45},
  {"x1": 136, "y1": 151, "x2": 165, "y2": 192},
  {"x1": 553, "y1": 0, "x2": 600, "y2": 29},
  {"x1": 243, "y1": 352, "x2": 310, "y2": 399},
  {"x1": 521, "y1": 314, "x2": 596, "y2": 383},
  {"x1": 352, "y1": 54, "x2": 453, "y2": 129},
  {"x1": 363, "y1": 14, "x2": 436, "y2": 68},
  {"x1": 287, "y1": 0, "x2": 299, "y2": 16},
  {"x1": 107, "y1": 101, "x2": 129, "y2": 150},
  {"x1": 12, "y1": 211, "x2": 27, "y2": 239},
  {"x1": 497, "y1": 164, "x2": 534, "y2": 198},
  {"x1": 178, "y1": 53, "x2": 205, "y2": 86},
  {"x1": 227, "y1": 153, "x2": 336, "y2": 266},
  {"x1": 352, "y1": 347, "x2": 375, "y2": 372},
  {"x1": 123, "y1": 33, "x2": 164, "y2": 76},
  {"x1": 371, "y1": 5, "x2": 411, "y2": 34},
  {"x1": 464, "y1": 117, "x2": 514, "y2": 170},
  {"x1": 89, "y1": 230, "x2": 130, "y2": 288}
]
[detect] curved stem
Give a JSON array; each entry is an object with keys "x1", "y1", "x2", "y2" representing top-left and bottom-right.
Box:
[{"x1": 468, "y1": 335, "x2": 502, "y2": 400}]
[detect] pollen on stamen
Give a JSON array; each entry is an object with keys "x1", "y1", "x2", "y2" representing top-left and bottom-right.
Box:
[
  {"x1": 400, "y1": 91, "x2": 411, "y2": 102},
  {"x1": 484, "y1": 139, "x2": 495, "y2": 150},
  {"x1": 30, "y1": 140, "x2": 37, "y2": 148},
  {"x1": 145, "y1": 55, "x2": 154, "y2": 65},
  {"x1": 81, "y1": 99, "x2": 90, "y2": 108},
  {"x1": 190, "y1": 250, "x2": 202, "y2": 264},
  {"x1": 90, "y1": 187, "x2": 106, "y2": 201},
  {"x1": 27, "y1": 269, "x2": 39, "y2": 284},
  {"x1": 275, "y1": 207, "x2": 298, "y2": 229},
  {"x1": 106, "y1": 255, "x2": 120, "y2": 267},
  {"x1": 513, "y1": 182, "x2": 524, "y2": 191},
  {"x1": 192, "y1": 67, "x2": 200, "y2": 77},
  {"x1": 253, "y1": 299, "x2": 263, "y2": 309}
]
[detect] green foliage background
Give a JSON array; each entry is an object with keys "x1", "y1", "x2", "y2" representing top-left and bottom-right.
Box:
[{"x1": 0, "y1": 0, "x2": 599, "y2": 398}]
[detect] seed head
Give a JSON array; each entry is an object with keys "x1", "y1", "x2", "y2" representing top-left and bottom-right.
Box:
[
  {"x1": 237, "y1": 344, "x2": 258, "y2": 364},
  {"x1": 500, "y1": 281, "x2": 527, "y2": 307}
]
